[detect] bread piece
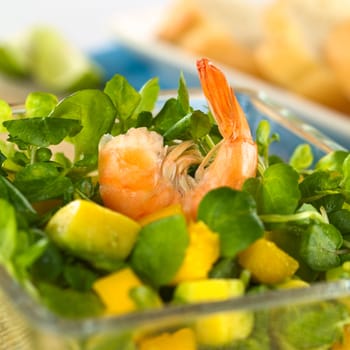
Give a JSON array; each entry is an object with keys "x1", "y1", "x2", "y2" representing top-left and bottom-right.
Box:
[
  {"x1": 156, "y1": 0, "x2": 261, "y2": 76},
  {"x1": 255, "y1": 0, "x2": 350, "y2": 113},
  {"x1": 156, "y1": 0, "x2": 202, "y2": 44},
  {"x1": 325, "y1": 20, "x2": 350, "y2": 100}
]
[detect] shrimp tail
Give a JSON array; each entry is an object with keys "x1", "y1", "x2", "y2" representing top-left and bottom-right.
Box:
[{"x1": 196, "y1": 58, "x2": 252, "y2": 141}]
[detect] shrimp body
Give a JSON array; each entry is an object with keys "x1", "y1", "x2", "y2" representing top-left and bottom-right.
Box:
[
  {"x1": 98, "y1": 58, "x2": 257, "y2": 221},
  {"x1": 98, "y1": 128, "x2": 180, "y2": 220}
]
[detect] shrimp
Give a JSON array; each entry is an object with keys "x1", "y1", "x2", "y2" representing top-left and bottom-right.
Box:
[
  {"x1": 98, "y1": 58, "x2": 257, "y2": 220},
  {"x1": 182, "y1": 58, "x2": 258, "y2": 218}
]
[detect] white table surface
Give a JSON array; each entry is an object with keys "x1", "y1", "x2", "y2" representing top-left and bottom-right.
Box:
[{"x1": 0, "y1": 0, "x2": 170, "y2": 51}]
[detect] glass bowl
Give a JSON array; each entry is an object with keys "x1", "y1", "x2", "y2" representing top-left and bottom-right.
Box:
[{"x1": 1, "y1": 88, "x2": 349, "y2": 350}]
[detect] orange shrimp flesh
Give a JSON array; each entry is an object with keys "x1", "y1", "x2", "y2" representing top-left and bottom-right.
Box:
[
  {"x1": 98, "y1": 58, "x2": 257, "y2": 221},
  {"x1": 98, "y1": 128, "x2": 181, "y2": 220},
  {"x1": 182, "y1": 58, "x2": 258, "y2": 219}
]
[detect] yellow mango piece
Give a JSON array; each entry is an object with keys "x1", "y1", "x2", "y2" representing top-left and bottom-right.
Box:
[
  {"x1": 93, "y1": 267, "x2": 142, "y2": 315},
  {"x1": 138, "y1": 203, "x2": 184, "y2": 226},
  {"x1": 332, "y1": 324, "x2": 350, "y2": 350},
  {"x1": 45, "y1": 199, "x2": 141, "y2": 265},
  {"x1": 238, "y1": 238, "x2": 299, "y2": 285},
  {"x1": 277, "y1": 278, "x2": 309, "y2": 289},
  {"x1": 174, "y1": 279, "x2": 253, "y2": 346},
  {"x1": 195, "y1": 310, "x2": 254, "y2": 346},
  {"x1": 138, "y1": 328, "x2": 197, "y2": 350},
  {"x1": 171, "y1": 221, "x2": 220, "y2": 284}
]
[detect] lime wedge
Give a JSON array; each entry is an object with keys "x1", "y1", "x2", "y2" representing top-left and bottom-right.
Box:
[{"x1": 28, "y1": 27, "x2": 103, "y2": 92}]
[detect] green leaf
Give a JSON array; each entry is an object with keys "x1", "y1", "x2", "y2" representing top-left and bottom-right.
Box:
[
  {"x1": 256, "y1": 120, "x2": 279, "y2": 165},
  {"x1": 258, "y1": 163, "x2": 301, "y2": 215},
  {"x1": 177, "y1": 72, "x2": 190, "y2": 114},
  {"x1": 130, "y1": 215, "x2": 189, "y2": 287},
  {"x1": 0, "y1": 99, "x2": 12, "y2": 132},
  {"x1": 13, "y1": 163, "x2": 73, "y2": 202},
  {"x1": 25, "y1": 92, "x2": 58, "y2": 117},
  {"x1": 0, "y1": 176, "x2": 37, "y2": 220},
  {"x1": 163, "y1": 110, "x2": 212, "y2": 141},
  {"x1": 329, "y1": 209, "x2": 350, "y2": 235},
  {"x1": 38, "y1": 283, "x2": 104, "y2": 318},
  {"x1": 300, "y1": 223, "x2": 343, "y2": 271},
  {"x1": 0, "y1": 198, "x2": 17, "y2": 262},
  {"x1": 316, "y1": 150, "x2": 349, "y2": 173},
  {"x1": 132, "y1": 77, "x2": 160, "y2": 117},
  {"x1": 299, "y1": 170, "x2": 342, "y2": 200},
  {"x1": 31, "y1": 242, "x2": 64, "y2": 283},
  {"x1": 197, "y1": 187, "x2": 264, "y2": 257},
  {"x1": 3, "y1": 117, "x2": 82, "y2": 148},
  {"x1": 153, "y1": 98, "x2": 186, "y2": 135},
  {"x1": 129, "y1": 285, "x2": 162, "y2": 310},
  {"x1": 289, "y1": 144, "x2": 313, "y2": 171},
  {"x1": 50, "y1": 89, "x2": 116, "y2": 163},
  {"x1": 63, "y1": 263, "x2": 99, "y2": 292},
  {"x1": 271, "y1": 301, "x2": 348, "y2": 349},
  {"x1": 104, "y1": 74, "x2": 141, "y2": 121},
  {"x1": 341, "y1": 154, "x2": 350, "y2": 200}
]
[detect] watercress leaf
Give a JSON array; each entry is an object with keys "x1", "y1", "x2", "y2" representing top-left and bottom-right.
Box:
[
  {"x1": 177, "y1": 72, "x2": 190, "y2": 114},
  {"x1": 153, "y1": 98, "x2": 186, "y2": 135},
  {"x1": 0, "y1": 151, "x2": 6, "y2": 176},
  {"x1": 0, "y1": 99, "x2": 12, "y2": 132},
  {"x1": 257, "y1": 163, "x2": 300, "y2": 215},
  {"x1": 50, "y1": 89, "x2": 116, "y2": 163},
  {"x1": 130, "y1": 214, "x2": 189, "y2": 287},
  {"x1": 300, "y1": 223, "x2": 343, "y2": 271},
  {"x1": 316, "y1": 150, "x2": 349, "y2": 173},
  {"x1": 14, "y1": 237, "x2": 48, "y2": 281},
  {"x1": 129, "y1": 285, "x2": 162, "y2": 310},
  {"x1": 63, "y1": 263, "x2": 99, "y2": 292},
  {"x1": 256, "y1": 119, "x2": 271, "y2": 159},
  {"x1": 190, "y1": 110, "x2": 212, "y2": 140},
  {"x1": 163, "y1": 112, "x2": 191, "y2": 141},
  {"x1": 136, "y1": 111, "x2": 153, "y2": 128},
  {"x1": 0, "y1": 198, "x2": 17, "y2": 262},
  {"x1": 271, "y1": 301, "x2": 348, "y2": 349},
  {"x1": 328, "y1": 209, "x2": 350, "y2": 235},
  {"x1": 14, "y1": 163, "x2": 73, "y2": 202},
  {"x1": 341, "y1": 154, "x2": 350, "y2": 200},
  {"x1": 256, "y1": 120, "x2": 279, "y2": 163},
  {"x1": 3, "y1": 117, "x2": 82, "y2": 147},
  {"x1": 38, "y1": 282, "x2": 104, "y2": 318},
  {"x1": 197, "y1": 187, "x2": 264, "y2": 257},
  {"x1": 266, "y1": 227, "x2": 319, "y2": 282},
  {"x1": 25, "y1": 92, "x2": 58, "y2": 117},
  {"x1": 31, "y1": 242, "x2": 64, "y2": 283},
  {"x1": 104, "y1": 74, "x2": 140, "y2": 121},
  {"x1": 289, "y1": 144, "x2": 313, "y2": 172},
  {"x1": 132, "y1": 77, "x2": 160, "y2": 117},
  {"x1": 311, "y1": 193, "x2": 345, "y2": 214},
  {"x1": 0, "y1": 176, "x2": 37, "y2": 220},
  {"x1": 242, "y1": 177, "x2": 261, "y2": 201},
  {"x1": 299, "y1": 170, "x2": 342, "y2": 200},
  {"x1": 209, "y1": 257, "x2": 240, "y2": 279}
]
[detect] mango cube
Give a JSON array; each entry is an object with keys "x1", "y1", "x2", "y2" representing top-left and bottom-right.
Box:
[
  {"x1": 171, "y1": 221, "x2": 220, "y2": 284},
  {"x1": 238, "y1": 238, "x2": 299, "y2": 285},
  {"x1": 93, "y1": 267, "x2": 142, "y2": 315}
]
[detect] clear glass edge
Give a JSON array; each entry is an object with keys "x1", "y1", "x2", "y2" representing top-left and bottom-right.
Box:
[{"x1": 3, "y1": 87, "x2": 349, "y2": 337}]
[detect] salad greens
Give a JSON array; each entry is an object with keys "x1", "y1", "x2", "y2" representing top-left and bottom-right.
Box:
[{"x1": 1, "y1": 70, "x2": 350, "y2": 350}]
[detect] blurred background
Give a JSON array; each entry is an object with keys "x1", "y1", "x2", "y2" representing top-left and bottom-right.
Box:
[{"x1": 0, "y1": 0, "x2": 349, "y2": 147}]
